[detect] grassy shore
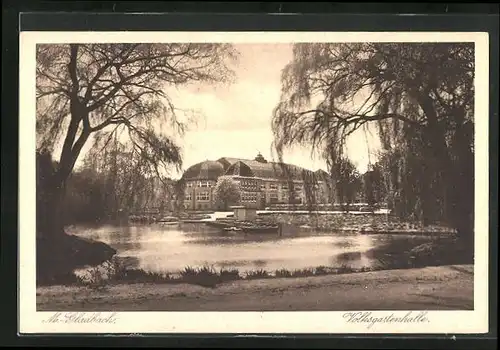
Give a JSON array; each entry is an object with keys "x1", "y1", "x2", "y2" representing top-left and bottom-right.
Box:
[
  {"x1": 70, "y1": 262, "x2": 381, "y2": 289},
  {"x1": 37, "y1": 264, "x2": 474, "y2": 311}
]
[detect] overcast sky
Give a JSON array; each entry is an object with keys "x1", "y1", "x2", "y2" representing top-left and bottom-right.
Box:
[
  {"x1": 163, "y1": 43, "x2": 379, "y2": 178},
  {"x1": 72, "y1": 43, "x2": 380, "y2": 178}
]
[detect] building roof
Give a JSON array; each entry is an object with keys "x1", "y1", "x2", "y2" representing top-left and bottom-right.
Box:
[
  {"x1": 182, "y1": 154, "x2": 328, "y2": 182},
  {"x1": 181, "y1": 160, "x2": 225, "y2": 181},
  {"x1": 225, "y1": 161, "x2": 255, "y2": 177},
  {"x1": 221, "y1": 157, "x2": 314, "y2": 181},
  {"x1": 182, "y1": 153, "x2": 329, "y2": 181}
]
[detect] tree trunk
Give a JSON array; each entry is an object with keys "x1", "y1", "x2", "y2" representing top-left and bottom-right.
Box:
[
  {"x1": 40, "y1": 180, "x2": 67, "y2": 240},
  {"x1": 415, "y1": 92, "x2": 473, "y2": 241},
  {"x1": 36, "y1": 152, "x2": 66, "y2": 238},
  {"x1": 420, "y1": 142, "x2": 436, "y2": 226},
  {"x1": 424, "y1": 123, "x2": 473, "y2": 243},
  {"x1": 450, "y1": 140, "x2": 475, "y2": 246},
  {"x1": 37, "y1": 153, "x2": 117, "y2": 284}
]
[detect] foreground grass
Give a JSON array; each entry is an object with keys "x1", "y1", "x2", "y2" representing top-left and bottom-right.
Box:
[
  {"x1": 37, "y1": 265, "x2": 474, "y2": 311},
  {"x1": 66, "y1": 260, "x2": 417, "y2": 289}
]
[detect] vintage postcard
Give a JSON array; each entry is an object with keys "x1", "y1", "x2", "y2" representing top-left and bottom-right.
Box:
[{"x1": 19, "y1": 31, "x2": 489, "y2": 334}]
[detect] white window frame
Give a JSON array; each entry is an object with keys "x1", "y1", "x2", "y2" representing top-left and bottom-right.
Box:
[{"x1": 196, "y1": 192, "x2": 210, "y2": 201}]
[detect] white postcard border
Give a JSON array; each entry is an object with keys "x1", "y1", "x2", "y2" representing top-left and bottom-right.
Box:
[{"x1": 19, "y1": 31, "x2": 490, "y2": 334}]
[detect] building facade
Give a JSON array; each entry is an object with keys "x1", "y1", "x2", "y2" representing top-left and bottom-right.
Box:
[{"x1": 180, "y1": 153, "x2": 332, "y2": 211}]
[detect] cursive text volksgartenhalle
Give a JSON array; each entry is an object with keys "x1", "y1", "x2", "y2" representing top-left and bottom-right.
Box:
[{"x1": 343, "y1": 311, "x2": 429, "y2": 329}]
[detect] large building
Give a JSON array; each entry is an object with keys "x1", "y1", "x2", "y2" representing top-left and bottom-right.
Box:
[{"x1": 180, "y1": 153, "x2": 332, "y2": 210}]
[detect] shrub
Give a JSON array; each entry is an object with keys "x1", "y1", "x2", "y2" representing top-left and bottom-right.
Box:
[
  {"x1": 274, "y1": 269, "x2": 292, "y2": 278},
  {"x1": 219, "y1": 268, "x2": 241, "y2": 282},
  {"x1": 291, "y1": 268, "x2": 314, "y2": 277},
  {"x1": 245, "y1": 269, "x2": 271, "y2": 279},
  {"x1": 314, "y1": 266, "x2": 329, "y2": 275}
]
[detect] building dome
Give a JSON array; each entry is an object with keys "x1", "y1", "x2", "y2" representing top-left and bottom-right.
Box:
[{"x1": 182, "y1": 160, "x2": 225, "y2": 181}]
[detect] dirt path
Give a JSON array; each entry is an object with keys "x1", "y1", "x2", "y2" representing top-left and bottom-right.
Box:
[{"x1": 37, "y1": 265, "x2": 474, "y2": 311}]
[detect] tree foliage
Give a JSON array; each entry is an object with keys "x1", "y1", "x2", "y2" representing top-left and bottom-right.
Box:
[
  {"x1": 37, "y1": 43, "x2": 237, "y2": 174},
  {"x1": 333, "y1": 157, "x2": 362, "y2": 210},
  {"x1": 272, "y1": 43, "x2": 474, "y2": 238},
  {"x1": 36, "y1": 43, "x2": 237, "y2": 237},
  {"x1": 362, "y1": 163, "x2": 386, "y2": 207},
  {"x1": 213, "y1": 177, "x2": 241, "y2": 210},
  {"x1": 38, "y1": 148, "x2": 177, "y2": 225},
  {"x1": 79, "y1": 138, "x2": 176, "y2": 219}
]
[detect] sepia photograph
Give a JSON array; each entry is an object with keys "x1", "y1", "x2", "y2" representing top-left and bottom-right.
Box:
[{"x1": 19, "y1": 31, "x2": 489, "y2": 334}]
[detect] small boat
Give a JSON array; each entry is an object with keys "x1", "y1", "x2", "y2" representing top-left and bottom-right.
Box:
[
  {"x1": 158, "y1": 216, "x2": 180, "y2": 225},
  {"x1": 205, "y1": 221, "x2": 233, "y2": 228},
  {"x1": 129, "y1": 215, "x2": 155, "y2": 223},
  {"x1": 158, "y1": 221, "x2": 178, "y2": 225},
  {"x1": 160, "y1": 221, "x2": 180, "y2": 225},
  {"x1": 239, "y1": 225, "x2": 279, "y2": 234},
  {"x1": 223, "y1": 226, "x2": 243, "y2": 232},
  {"x1": 181, "y1": 214, "x2": 212, "y2": 223}
]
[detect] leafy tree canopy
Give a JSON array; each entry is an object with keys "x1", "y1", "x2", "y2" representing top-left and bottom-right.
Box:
[
  {"x1": 213, "y1": 177, "x2": 241, "y2": 210},
  {"x1": 272, "y1": 43, "x2": 474, "y2": 235},
  {"x1": 37, "y1": 43, "x2": 238, "y2": 180}
]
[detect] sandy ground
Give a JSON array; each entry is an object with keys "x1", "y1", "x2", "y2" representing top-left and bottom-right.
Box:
[{"x1": 37, "y1": 265, "x2": 474, "y2": 311}]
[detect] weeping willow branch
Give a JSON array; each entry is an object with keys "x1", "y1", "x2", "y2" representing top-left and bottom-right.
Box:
[{"x1": 272, "y1": 42, "x2": 474, "y2": 235}]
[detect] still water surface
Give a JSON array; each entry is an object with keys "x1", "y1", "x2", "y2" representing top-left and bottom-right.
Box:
[{"x1": 68, "y1": 220, "x2": 444, "y2": 274}]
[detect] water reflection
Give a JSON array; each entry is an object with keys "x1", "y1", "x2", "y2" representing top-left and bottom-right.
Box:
[{"x1": 69, "y1": 223, "x2": 448, "y2": 274}]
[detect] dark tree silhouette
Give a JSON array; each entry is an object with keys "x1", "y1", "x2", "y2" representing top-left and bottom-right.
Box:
[
  {"x1": 362, "y1": 162, "x2": 386, "y2": 208},
  {"x1": 76, "y1": 140, "x2": 177, "y2": 221},
  {"x1": 333, "y1": 157, "x2": 362, "y2": 212},
  {"x1": 213, "y1": 177, "x2": 241, "y2": 210},
  {"x1": 36, "y1": 43, "x2": 237, "y2": 239},
  {"x1": 272, "y1": 43, "x2": 474, "y2": 242}
]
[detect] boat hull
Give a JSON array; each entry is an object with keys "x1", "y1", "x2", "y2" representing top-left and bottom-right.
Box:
[
  {"x1": 205, "y1": 221, "x2": 233, "y2": 228},
  {"x1": 241, "y1": 227, "x2": 279, "y2": 234}
]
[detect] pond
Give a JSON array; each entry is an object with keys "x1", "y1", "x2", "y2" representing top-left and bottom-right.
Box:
[{"x1": 67, "y1": 219, "x2": 450, "y2": 275}]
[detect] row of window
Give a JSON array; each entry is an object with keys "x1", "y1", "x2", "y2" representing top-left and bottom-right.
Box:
[
  {"x1": 239, "y1": 181, "x2": 258, "y2": 192},
  {"x1": 196, "y1": 192, "x2": 210, "y2": 201},
  {"x1": 240, "y1": 180, "x2": 257, "y2": 186},
  {"x1": 184, "y1": 193, "x2": 304, "y2": 204},
  {"x1": 185, "y1": 192, "x2": 210, "y2": 201},
  {"x1": 184, "y1": 203, "x2": 211, "y2": 210},
  {"x1": 241, "y1": 192, "x2": 258, "y2": 202},
  {"x1": 186, "y1": 181, "x2": 213, "y2": 188},
  {"x1": 186, "y1": 180, "x2": 319, "y2": 192},
  {"x1": 185, "y1": 180, "x2": 318, "y2": 191},
  {"x1": 262, "y1": 183, "x2": 303, "y2": 191}
]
